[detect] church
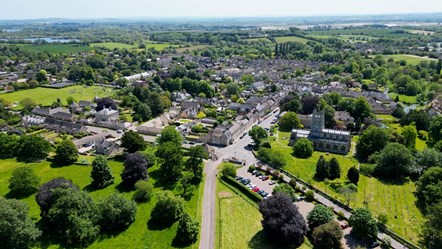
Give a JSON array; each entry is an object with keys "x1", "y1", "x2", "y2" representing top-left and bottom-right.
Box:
[{"x1": 289, "y1": 110, "x2": 351, "y2": 155}]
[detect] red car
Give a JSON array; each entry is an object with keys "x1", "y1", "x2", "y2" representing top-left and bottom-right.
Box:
[
  {"x1": 252, "y1": 187, "x2": 260, "y2": 192},
  {"x1": 262, "y1": 176, "x2": 269, "y2": 181},
  {"x1": 340, "y1": 223, "x2": 349, "y2": 229}
]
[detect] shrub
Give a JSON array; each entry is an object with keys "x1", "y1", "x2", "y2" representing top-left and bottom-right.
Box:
[
  {"x1": 302, "y1": 186, "x2": 307, "y2": 191},
  {"x1": 378, "y1": 213, "x2": 388, "y2": 225},
  {"x1": 292, "y1": 138, "x2": 314, "y2": 159},
  {"x1": 278, "y1": 174, "x2": 285, "y2": 181},
  {"x1": 150, "y1": 191, "x2": 184, "y2": 226},
  {"x1": 305, "y1": 190, "x2": 315, "y2": 202},
  {"x1": 133, "y1": 180, "x2": 153, "y2": 202},
  {"x1": 266, "y1": 167, "x2": 272, "y2": 174},
  {"x1": 8, "y1": 167, "x2": 40, "y2": 196},
  {"x1": 307, "y1": 204, "x2": 334, "y2": 229},
  {"x1": 248, "y1": 165, "x2": 256, "y2": 172},
  {"x1": 97, "y1": 194, "x2": 137, "y2": 231},
  {"x1": 272, "y1": 170, "x2": 280, "y2": 177},
  {"x1": 261, "y1": 141, "x2": 271, "y2": 148},
  {"x1": 337, "y1": 211, "x2": 345, "y2": 220},
  {"x1": 346, "y1": 183, "x2": 358, "y2": 192},
  {"x1": 221, "y1": 163, "x2": 237, "y2": 178},
  {"x1": 359, "y1": 164, "x2": 376, "y2": 176},
  {"x1": 174, "y1": 212, "x2": 199, "y2": 245},
  {"x1": 289, "y1": 179, "x2": 297, "y2": 188}
]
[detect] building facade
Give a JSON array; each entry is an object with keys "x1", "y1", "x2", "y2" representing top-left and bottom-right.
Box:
[{"x1": 289, "y1": 110, "x2": 351, "y2": 155}]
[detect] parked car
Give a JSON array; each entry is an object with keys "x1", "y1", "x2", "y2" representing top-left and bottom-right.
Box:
[
  {"x1": 297, "y1": 196, "x2": 305, "y2": 202},
  {"x1": 235, "y1": 175, "x2": 243, "y2": 181},
  {"x1": 260, "y1": 191, "x2": 269, "y2": 197},
  {"x1": 368, "y1": 241, "x2": 380, "y2": 248},
  {"x1": 252, "y1": 187, "x2": 260, "y2": 192},
  {"x1": 257, "y1": 190, "x2": 264, "y2": 195},
  {"x1": 240, "y1": 132, "x2": 247, "y2": 139},
  {"x1": 269, "y1": 180, "x2": 277, "y2": 185},
  {"x1": 246, "y1": 184, "x2": 253, "y2": 189},
  {"x1": 262, "y1": 176, "x2": 269, "y2": 181},
  {"x1": 340, "y1": 223, "x2": 349, "y2": 229},
  {"x1": 252, "y1": 170, "x2": 258, "y2": 175},
  {"x1": 250, "y1": 184, "x2": 257, "y2": 189},
  {"x1": 256, "y1": 172, "x2": 263, "y2": 178}
]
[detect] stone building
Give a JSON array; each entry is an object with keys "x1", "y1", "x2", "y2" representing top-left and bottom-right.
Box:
[{"x1": 289, "y1": 110, "x2": 351, "y2": 154}]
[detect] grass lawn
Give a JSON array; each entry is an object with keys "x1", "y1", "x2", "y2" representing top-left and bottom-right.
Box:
[
  {"x1": 244, "y1": 38, "x2": 273, "y2": 43},
  {"x1": 90, "y1": 42, "x2": 138, "y2": 50},
  {"x1": 387, "y1": 93, "x2": 418, "y2": 104},
  {"x1": 0, "y1": 148, "x2": 203, "y2": 249},
  {"x1": 216, "y1": 179, "x2": 313, "y2": 249},
  {"x1": 18, "y1": 44, "x2": 93, "y2": 54},
  {"x1": 146, "y1": 42, "x2": 179, "y2": 51},
  {"x1": 274, "y1": 36, "x2": 310, "y2": 44},
  {"x1": 382, "y1": 54, "x2": 437, "y2": 65},
  {"x1": 271, "y1": 132, "x2": 424, "y2": 243},
  {"x1": 0, "y1": 85, "x2": 113, "y2": 108}
]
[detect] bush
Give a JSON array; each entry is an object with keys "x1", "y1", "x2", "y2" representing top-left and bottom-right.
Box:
[
  {"x1": 305, "y1": 190, "x2": 315, "y2": 202},
  {"x1": 278, "y1": 174, "x2": 285, "y2": 181},
  {"x1": 292, "y1": 138, "x2": 314, "y2": 159},
  {"x1": 266, "y1": 167, "x2": 272, "y2": 174},
  {"x1": 150, "y1": 191, "x2": 184, "y2": 226},
  {"x1": 295, "y1": 186, "x2": 301, "y2": 192},
  {"x1": 248, "y1": 165, "x2": 256, "y2": 172},
  {"x1": 133, "y1": 180, "x2": 153, "y2": 202},
  {"x1": 8, "y1": 167, "x2": 40, "y2": 196},
  {"x1": 261, "y1": 141, "x2": 271, "y2": 148},
  {"x1": 273, "y1": 183, "x2": 297, "y2": 201},
  {"x1": 97, "y1": 194, "x2": 137, "y2": 231},
  {"x1": 272, "y1": 170, "x2": 280, "y2": 177},
  {"x1": 257, "y1": 148, "x2": 286, "y2": 168},
  {"x1": 337, "y1": 211, "x2": 345, "y2": 220},
  {"x1": 289, "y1": 179, "x2": 297, "y2": 188},
  {"x1": 221, "y1": 163, "x2": 237, "y2": 178},
  {"x1": 302, "y1": 186, "x2": 307, "y2": 191},
  {"x1": 307, "y1": 204, "x2": 334, "y2": 229},
  {"x1": 174, "y1": 212, "x2": 199, "y2": 245},
  {"x1": 378, "y1": 213, "x2": 388, "y2": 225},
  {"x1": 359, "y1": 164, "x2": 376, "y2": 176}
]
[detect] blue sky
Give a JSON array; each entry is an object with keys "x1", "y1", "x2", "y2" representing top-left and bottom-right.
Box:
[{"x1": 2, "y1": 0, "x2": 442, "y2": 19}]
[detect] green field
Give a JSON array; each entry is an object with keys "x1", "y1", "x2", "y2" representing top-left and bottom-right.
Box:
[
  {"x1": 0, "y1": 85, "x2": 113, "y2": 108},
  {"x1": 382, "y1": 54, "x2": 437, "y2": 65},
  {"x1": 176, "y1": 45, "x2": 210, "y2": 53},
  {"x1": 388, "y1": 93, "x2": 418, "y2": 104},
  {"x1": 18, "y1": 44, "x2": 93, "y2": 54},
  {"x1": 146, "y1": 42, "x2": 179, "y2": 50},
  {"x1": 0, "y1": 150, "x2": 203, "y2": 249},
  {"x1": 274, "y1": 36, "x2": 310, "y2": 44},
  {"x1": 216, "y1": 179, "x2": 313, "y2": 249},
  {"x1": 308, "y1": 34, "x2": 377, "y2": 43},
  {"x1": 244, "y1": 38, "x2": 272, "y2": 43},
  {"x1": 90, "y1": 42, "x2": 138, "y2": 49},
  {"x1": 272, "y1": 131, "x2": 424, "y2": 243}
]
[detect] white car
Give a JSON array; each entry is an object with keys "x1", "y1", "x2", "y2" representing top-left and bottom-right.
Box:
[{"x1": 269, "y1": 180, "x2": 277, "y2": 185}]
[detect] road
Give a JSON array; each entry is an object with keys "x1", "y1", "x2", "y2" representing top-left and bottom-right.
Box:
[
  {"x1": 198, "y1": 110, "x2": 279, "y2": 249},
  {"x1": 199, "y1": 108, "x2": 409, "y2": 249}
]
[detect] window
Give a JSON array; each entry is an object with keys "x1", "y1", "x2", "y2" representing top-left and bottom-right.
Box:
[
  {"x1": 341, "y1": 146, "x2": 346, "y2": 151},
  {"x1": 333, "y1": 144, "x2": 338, "y2": 150}
]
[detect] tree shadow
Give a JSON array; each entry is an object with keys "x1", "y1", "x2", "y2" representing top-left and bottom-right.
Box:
[
  {"x1": 115, "y1": 181, "x2": 135, "y2": 193},
  {"x1": 150, "y1": 169, "x2": 176, "y2": 190},
  {"x1": 5, "y1": 190, "x2": 36, "y2": 199},
  {"x1": 34, "y1": 220, "x2": 77, "y2": 249},
  {"x1": 171, "y1": 236, "x2": 196, "y2": 248},
  {"x1": 375, "y1": 175, "x2": 409, "y2": 186},
  {"x1": 247, "y1": 230, "x2": 299, "y2": 249},
  {"x1": 82, "y1": 183, "x2": 98, "y2": 193},
  {"x1": 344, "y1": 233, "x2": 365, "y2": 249},
  {"x1": 147, "y1": 216, "x2": 175, "y2": 231}
]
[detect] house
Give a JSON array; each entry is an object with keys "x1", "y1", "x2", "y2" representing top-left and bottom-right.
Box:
[
  {"x1": 289, "y1": 110, "x2": 351, "y2": 154},
  {"x1": 334, "y1": 111, "x2": 354, "y2": 128},
  {"x1": 203, "y1": 143, "x2": 217, "y2": 160},
  {"x1": 95, "y1": 108, "x2": 119, "y2": 122},
  {"x1": 95, "y1": 138, "x2": 120, "y2": 156},
  {"x1": 249, "y1": 81, "x2": 266, "y2": 91},
  {"x1": 298, "y1": 114, "x2": 313, "y2": 129}
]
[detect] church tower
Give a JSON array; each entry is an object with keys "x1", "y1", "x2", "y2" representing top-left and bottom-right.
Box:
[{"x1": 311, "y1": 109, "x2": 325, "y2": 135}]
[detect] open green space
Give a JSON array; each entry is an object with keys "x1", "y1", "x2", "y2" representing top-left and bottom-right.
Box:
[
  {"x1": 0, "y1": 85, "x2": 114, "y2": 108},
  {"x1": 18, "y1": 43, "x2": 93, "y2": 54},
  {"x1": 216, "y1": 179, "x2": 312, "y2": 249},
  {"x1": 0, "y1": 150, "x2": 203, "y2": 249},
  {"x1": 308, "y1": 34, "x2": 378, "y2": 43},
  {"x1": 176, "y1": 45, "x2": 210, "y2": 53},
  {"x1": 271, "y1": 132, "x2": 424, "y2": 243},
  {"x1": 382, "y1": 54, "x2": 437, "y2": 66},
  {"x1": 306, "y1": 29, "x2": 418, "y2": 38},
  {"x1": 244, "y1": 38, "x2": 272, "y2": 43},
  {"x1": 387, "y1": 93, "x2": 418, "y2": 104},
  {"x1": 274, "y1": 36, "x2": 310, "y2": 44},
  {"x1": 90, "y1": 42, "x2": 138, "y2": 49}
]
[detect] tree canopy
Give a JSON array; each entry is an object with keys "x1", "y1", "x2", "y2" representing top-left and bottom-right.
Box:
[
  {"x1": 90, "y1": 155, "x2": 114, "y2": 189},
  {"x1": 307, "y1": 204, "x2": 334, "y2": 229},
  {"x1": 292, "y1": 138, "x2": 314, "y2": 159},
  {"x1": 375, "y1": 142, "x2": 414, "y2": 178},
  {"x1": 121, "y1": 152, "x2": 148, "y2": 186},
  {"x1": 349, "y1": 208, "x2": 378, "y2": 239},
  {"x1": 54, "y1": 139, "x2": 79, "y2": 165},
  {"x1": 8, "y1": 167, "x2": 40, "y2": 196},
  {"x1": 356, "y1": 125, "x2": 390, "y2": 161},
  {"x1": 278, "y1": 112, "x2": 301, "y2": 132},
  {"x1": 121, "y1": 131, "x2": 147, "y2": 153}
]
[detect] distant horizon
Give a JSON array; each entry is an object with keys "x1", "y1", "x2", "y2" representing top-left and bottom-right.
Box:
[{"x1": 1, "y1": 0, "x2": 442, "y2": 20}]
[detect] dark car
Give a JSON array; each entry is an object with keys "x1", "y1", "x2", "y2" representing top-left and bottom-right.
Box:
[
  {"x1": 255, "y1": 172, "x2": 263, "y2": 178},
  {"x1": 242, "y1": 179, "x2": 251, "y2": 185},
  {"x1": 235, "y1": 175, "x2": 243, "y2": 181},
  {"x1": 262, "y1": 176, "x2": 269, "y2": 181},
  {"x1": 368, "y1": 241, "x2": 380, "y2": 248}
]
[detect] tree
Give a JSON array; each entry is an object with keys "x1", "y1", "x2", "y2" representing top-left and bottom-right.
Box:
[
  {"x1": 0, "y1": 133, "x2": 20, "y2": 158},
  {"x1": 121, "y1": 130, "x2": 146, "y2": 153},
  {"x1": 185, "y1": 145, "x2": 207, "y2": 184},
  {"x1": 66, "y1": 96, "x2": 76, "y2": 105},
  {"x1": 147, "y1": 92, "x2": 165, "y2": 117},
  {"x1": 420, "y1": 201, "x2": 442, "y2": 249},
  {"x1": 19, "y1": 97, "x2": 37, "y2": 112},
  {"x1": 36, "y1": 178, "x2": 79, "y2": 218},
  {"x1": 347, "y1": 166, "x2": 360, "y2": 184},
  {"x1": 259, "y1": 193, "x2": 307, "y2": 246},
  {"x1": 375, "y1": 143, "x2": 414, "y2": 178},
  {"x1": 315, "y1": 155, "x2": 329, "y2": 180},
  {"x1": 416, "y1": 167, "x2": 442, "y2": 211},
  {"x1": 150, "y1": 191, "x2": 184, "y2": 226},
  {"x1": 17, "y1": 135, "x2": 51, "y2": 162},
  {"x1": 133, "y1": 180, "x2": 153, "y2": 202},
  {"x1": 90, "y1": 155, "x2": 114, "y2": 189},
  {"x1": 307, "y1": 204, "x2": 334, "y2": 229},
  {"x1": 175, "y1": 212, "x2": 199, "y2": 245},
  {"x1": 249, "y1": 126, "x2": 268, "y2": 145},
  {"x1": 356, "y1": 125, "x2": 390, "y2": 161},
  {"x1": 273, "y1": 183, "x2": 297, "y2": 201},
  {"x1": 158, "y1": 126, "x2": 182, "y2": 146},
  {"x1": 328, "y1": 157, "x2": 341, "y2": 180},
  {"x1": 417, "y1": 148, "x2": 442, "y2": 172},
  {"x1": 312, "y1": 221, "x2": 343, "y2": 249},
  {"x1": 351, "y1": 97, "x2": 372, "y2": 121},
  {"x1": 400, "y1": 110, "x2": 430, "y2": 131},
  {"x1": 8, "y1": 167, "x2": 40, "y2": 196},
  {"x1": 301, "y1": 95, "x2": 320, "y2": 114},
  {"x1": 95, "y1": 97, "x2": 117, "y2": 111},
  {"x1": 156, "y1": 142, "x2": 183, "y2": 182},
  {"x1": 54, "y1": 139, "x2": 79, "y2": 165},
  {"x1": 36, "y1": 69, "x2": 47, "y2": 83},
  {"x1": 121, "y1": 152, "x2": 148, "y2": 186},
  {"x1": 221, "y1": 163, "x2": 237, "y2": 178},
  {"x1": 292, "y1": 138, "x2": 313, "y2": 158},
  {"x1": 97, "y1": 194, "x2": 137, "y2": 231},
  {"x1": 349, "y1": 208, "x2": 378, "y2": 239},
  {"x1": 240, "y1": 74, "x2": 255, "y2": 84},
  {"x1": 226, "y1": 82, "x2": 240, "y2": 97},
  {"x1": 402, "y1": 124, "x2": 417, "y2": 149},
  {"x1": 278, "y1": 111, "x2": 301, "y2": 131},
  {"x1": 115, "y1": 77, "x2": 129, "y2": 88},
  {"x1": 133, "y1": 103, "x2": 152, "y2": 122},
  {"x1": 46, "y1": 188, "x2": 99, "y2": 246},
  {"x1": 429, "y1": 115, "x2": 442, "y2": 143},
  {"x1": 0, "y1": 197, "x2": 41, "y2": 249}
]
